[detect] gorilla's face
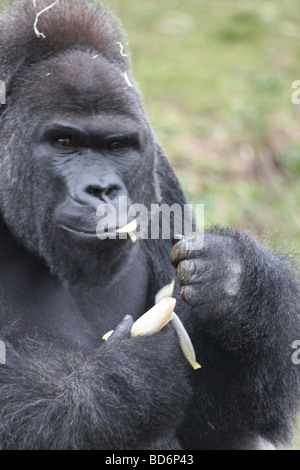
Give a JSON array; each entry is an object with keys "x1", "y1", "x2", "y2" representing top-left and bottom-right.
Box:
[{"x1": 0, "y1": 50, "x2": 157, "y2": 282}]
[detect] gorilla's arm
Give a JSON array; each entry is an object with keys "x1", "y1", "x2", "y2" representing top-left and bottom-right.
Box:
[
  {"x1": 0, "y1": 324, "x2": 190, "y2": 450},
  {"x1": 171, "y1": 227, "x2": 300, "y2": 448}
]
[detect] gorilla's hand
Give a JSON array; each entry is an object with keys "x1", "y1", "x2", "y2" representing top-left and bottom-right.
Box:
[
  {"x1": 96, "y1": 315, "x2": 192, "y2": 448},
  {"x1": 170, "y1": 231, "x2": 244, "y2": 316}
]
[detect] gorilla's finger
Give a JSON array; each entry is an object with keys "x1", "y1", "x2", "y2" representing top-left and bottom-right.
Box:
[
  {"x1": 177, "y1": 259, "x2": 196, "y2": 285},
  {"x1": 177, "y1": 259, "x2": 207, "y2": 286},
  {"x1": 180, "y1": 285, "x2": 200, "y2": 308},
  {"x1": 108, "y1": 315, "x2": 134, "y2": 343},
  {"x1": 170, "y1": 240, "x2": 188, "y2": 268}
]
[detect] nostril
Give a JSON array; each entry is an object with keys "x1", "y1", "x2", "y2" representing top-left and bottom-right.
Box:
[
  {"x1": 103, "y1": 186, "x2": 114, "y2": 197},
  {"x1": 86, "y1": 186, "x2": 103, "y2": 199},
  {"x1": 103, "y1": 186, "x2": 120, "y2": 199}
]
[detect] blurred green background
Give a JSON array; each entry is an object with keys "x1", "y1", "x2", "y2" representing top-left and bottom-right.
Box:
[
  {"x1": 1, "y1": 0, "x2": 300, "y2": 450},
  {"x1": 104, "y1": 0, "x2": 300, "y2": 447},
  {"x1": 104, "y1": 0, "x2": 300, "y2": 254}
]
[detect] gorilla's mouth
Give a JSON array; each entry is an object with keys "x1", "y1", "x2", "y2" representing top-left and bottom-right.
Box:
[
  {"x1": 60, "y1": 224, "x2": 99, "y2": 237},
  {"x1": 59, "y1": 224, "x2": 133, "y2": 241}
]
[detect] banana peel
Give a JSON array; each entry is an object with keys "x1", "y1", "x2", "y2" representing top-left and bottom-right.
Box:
[
  {"x1": 155, "y1": 280, "x2": 175, "y2": 305},
  {"x1": 171, "y1": 312, "x2": 201, "y2": 370},
  {"x1": 155, "y1": 281, "x2": 200, "y2": 369}
]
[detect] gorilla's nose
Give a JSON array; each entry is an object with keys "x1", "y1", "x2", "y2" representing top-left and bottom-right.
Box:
[
  {"x1": 74, "y1": 176, "x2": 126, "y2": 207},
  {"x1": 85, "y1": 184, "x2": 121, "y2": 202}
]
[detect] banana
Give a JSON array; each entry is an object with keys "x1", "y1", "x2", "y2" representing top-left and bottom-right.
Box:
[
  {"x1": 102, "y1": 283, "x2": 201, "y2": 371},
  {"x1": 102, "y1": 330, "x2": 114, "y2": 341},
  {"x1": 102, "y1": 297, "x2": 175, "y2": 341},
  {"x1": 116, "y1": 219, "x2": 138, "y2": 243},
  {"x1": 131, "y1": 297, "x2": 175, "y2": 337},
  {"x1": 155, "y1": 280, "x2": 175, "y2": 305}
]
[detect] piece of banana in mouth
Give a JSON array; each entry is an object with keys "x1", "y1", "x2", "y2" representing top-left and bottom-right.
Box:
[
  {"x1": 116, "y1": 219, "x2": 138, "y2": 243},
  {"x1": 103, "y1": 296, "x2": 201, "y2": 370}
]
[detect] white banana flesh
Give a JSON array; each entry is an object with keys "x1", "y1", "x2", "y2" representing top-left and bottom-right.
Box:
[
  {"x1": 116, "y1": 219, "x2": 138, "y2": 243},
  {"x1": 131, "y1": 297, "x2": 175, "y2": 337},
  {"x1": 155, "y1": 280, "x2": 175, "y2": 305},
  {"x1": 102, "y1": 297, "x2": 175, "y2": 341}
]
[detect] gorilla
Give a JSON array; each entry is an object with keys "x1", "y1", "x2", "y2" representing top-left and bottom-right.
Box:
[{"x1": 0, "y1": 0, "x2": 299, "y2": 450}]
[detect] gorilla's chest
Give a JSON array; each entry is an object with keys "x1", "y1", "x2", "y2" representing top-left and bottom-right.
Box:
[{"x1": 0, "y1": 240, "x2": 150, "y2": 348}]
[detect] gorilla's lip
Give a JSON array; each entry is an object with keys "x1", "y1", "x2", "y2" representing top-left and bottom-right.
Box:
[
  {"x1": 59, "y1": 218, "x2": 138, "y2": 239},
  {"x1": 60, "y1": 224, "x2": 98, "y2": 237},
  {"x1": 59, "y1": 224, "x2": 122, "y2": 239}
]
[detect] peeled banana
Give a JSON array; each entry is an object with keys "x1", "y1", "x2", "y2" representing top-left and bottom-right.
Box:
[
  {"x1": 102, "y1": 287, "x2": 201, "y2": 370},
  {"x1": 102, "y1": 297, "x2": 175, "y2": 341},
  {"x1": 131, "y1": 297, "x2": 175, "y2": 337}
]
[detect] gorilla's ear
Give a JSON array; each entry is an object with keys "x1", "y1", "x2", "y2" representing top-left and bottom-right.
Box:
[{"x1": 153, "y1": 142, "x2": 187, "y2": 206}]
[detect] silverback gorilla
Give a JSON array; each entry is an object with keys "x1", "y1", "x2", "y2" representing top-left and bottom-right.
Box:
[{"x1": 0, "y1": 0, "x2": 299, "y2": 450}]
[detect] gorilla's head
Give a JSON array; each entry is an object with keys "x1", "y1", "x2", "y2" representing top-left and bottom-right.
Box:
[{"x1": 0, "y1": 0, "x2": 179, "y2": 283}]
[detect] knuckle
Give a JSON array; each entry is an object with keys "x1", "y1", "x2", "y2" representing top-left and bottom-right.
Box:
[{"x1": 180, "y1": 285, "x2": 199, "y2": 307}]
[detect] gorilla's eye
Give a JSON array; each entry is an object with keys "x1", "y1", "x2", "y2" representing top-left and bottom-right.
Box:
[
  {"x1": 107, "y1": 141, "x2": 126, "y2": 151},
  {"x1": 56, "y1": 138, "x2": 72, "y2": 147}
]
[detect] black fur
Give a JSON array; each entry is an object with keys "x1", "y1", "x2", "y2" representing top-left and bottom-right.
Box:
[{"x1": 0, "y1": 0, "x2": 299, "y2": 450}]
